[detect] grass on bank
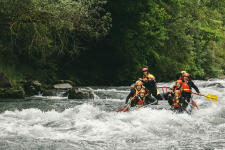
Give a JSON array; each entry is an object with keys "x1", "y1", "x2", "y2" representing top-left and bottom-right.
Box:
[{"x1": 0, "y1": 63, "x2": 24, "y2": 88}]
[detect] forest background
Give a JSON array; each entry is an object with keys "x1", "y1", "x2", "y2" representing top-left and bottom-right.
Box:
[{"x1": 0, "y1": 0, "x2": 224, "y2": 86}]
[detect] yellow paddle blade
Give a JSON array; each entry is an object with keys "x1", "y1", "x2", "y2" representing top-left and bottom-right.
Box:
[{"x1": 205, "y1": 94, "x2": 218, "y2": 102}]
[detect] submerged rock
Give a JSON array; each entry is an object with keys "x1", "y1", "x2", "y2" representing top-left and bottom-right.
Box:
[
  {"x1": 207, "y1": 83, "x2": 224, "y2": 88},
  {"x1": 0, "y1": 88, "x2": 25, "y2": 99},
  {"x1": 66, "y1": 88, "x2": 94, "y2": 99},
  {"x1": 0, "y1": 72, "x2": 11, "y2": 88}
]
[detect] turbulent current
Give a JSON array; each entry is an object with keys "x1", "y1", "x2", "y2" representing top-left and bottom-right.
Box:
[{"x1": 0, "y1": 79, "x2": 225, "y2": 150}]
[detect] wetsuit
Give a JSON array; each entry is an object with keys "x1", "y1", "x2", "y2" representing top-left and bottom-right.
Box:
[
  {"x1": 171, "y1": 95, "x2": 186, "y2": 112},
  {"x1": 131, "y1": 96, "x2": 157, "y2": 107},
  {"x1": 141, "y1": 74, "x2": 162, "y2": 100},
  {"x1": 164, "y1": 91, "x2": 174, "y2": 106},
  {"x1": 166, "y1": 86, "x2": 179, "y2": 106},
  {"x1": 125, "y1": 88, "x2": 139, "y2": 104},
  {"x1": 181, "y1": 80, "x2": 200, "y2": 103}
]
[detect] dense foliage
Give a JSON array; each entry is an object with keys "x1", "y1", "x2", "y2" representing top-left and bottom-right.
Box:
[
  {"x1": 108, "y1": 0, "x2": 225, "y2": 84},
  {"x1": 0, "y1": 0, "x2": 224, "y2": 85}
]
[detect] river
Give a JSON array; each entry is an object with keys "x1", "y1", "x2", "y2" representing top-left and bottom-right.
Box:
[{"x1": 0, "y1": 79, "x2": 224, "y2": 150}]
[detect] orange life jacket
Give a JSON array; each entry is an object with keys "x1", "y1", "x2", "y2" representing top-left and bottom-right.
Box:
[
  {"x1": 172, "y1": 90, "x2": 182, "y2": 108},
  {"x1": 174, "y1": 87, "x2": 183, "y2": 93},
  {"x1": 181, "y1": 81, "x2": 191, "y2": 92}
]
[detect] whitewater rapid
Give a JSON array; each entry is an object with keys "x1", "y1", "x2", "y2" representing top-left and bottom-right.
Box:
[{"x1": 0, "y1": 79, "x2": 224, "y2": 149}]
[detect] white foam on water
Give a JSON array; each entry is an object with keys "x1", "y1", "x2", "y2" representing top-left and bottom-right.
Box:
[
  {"x1": 0, "y1": 97, "x2": 224, "y2": 149},
  {"x1": 43, "y1": 96, "x2": 68, "y2": 100},
  {"x1": 94, "y1": 88, "x2": 129, "y2": 93},
  {"x1": 0, "y1": 79, "x2": 224, "y2": 149}
]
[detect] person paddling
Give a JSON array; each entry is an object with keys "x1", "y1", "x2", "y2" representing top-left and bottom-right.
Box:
[
  {"x1": 171, "y1": 89, "x2": 186, "y2": 112},
  {"x1": 125, "y1": 80, "x2": 144, "y2": 104},
  {"x1": 131, "y1": 89, "x2": 158, "y2": 107},
  {"x1": 181, "y1": 73, "x2": 200, "y2": 107},
  {"x1": 167, "y1": 80, "x2": 183, "y2": 106},
  {"x1": 139, "y1": 68, "x2": 162, "y2": 100}
]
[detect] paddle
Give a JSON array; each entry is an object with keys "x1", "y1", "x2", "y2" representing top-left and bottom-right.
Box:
[
  {"x1": 160, "y1": 86, "x2": 218, "y2": 102},
  {"x1": 116, "y1": 97, "x2": 133, "y2": 112},
  {"x1": 116, "y1": 99, "x2": 132, "y2": 112},
  {"x1": 117, "y1": 91, "x2": 141, "y2": 112},
  {"x1": 116, "y1": 108, "x2": 124, "y2": 112},
  {"x1": 191, "y1": 92, "x2": 218, "y2": 102},
  {"x1": 191, "y1": 100, "x2": 199, "y2": 110}
]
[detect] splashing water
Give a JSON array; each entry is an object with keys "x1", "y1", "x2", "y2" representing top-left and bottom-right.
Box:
[{"x1": 0, "y1": 80, "x2": 224, "y2": 149}]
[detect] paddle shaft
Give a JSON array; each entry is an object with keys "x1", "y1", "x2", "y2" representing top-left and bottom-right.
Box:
[
  {"x1": 191, "y1": 92, "x2": 217, "y2": 101},
  {"x1": 191, "y1": 92, "x2": 202, "y2": 96},
  {"x1": 117, "y1": 91, "x2": 141, "y2": 112}
]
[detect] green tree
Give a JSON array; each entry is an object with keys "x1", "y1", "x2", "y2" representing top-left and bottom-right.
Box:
[{"x1": 0, "y1": 0, "x2": 111, "y2": 83}]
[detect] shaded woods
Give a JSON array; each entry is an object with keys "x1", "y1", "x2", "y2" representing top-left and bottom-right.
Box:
[{"x1": 0, "y1": 0, "x2": 224, "y2": 86}]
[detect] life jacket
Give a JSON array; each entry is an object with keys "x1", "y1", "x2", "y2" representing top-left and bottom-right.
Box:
[
  {"x1": 156, "y1": 88, "x2": 160, "y2": 95},
  {"x1": 136, "y1": 97, "x2": 145, "y2": 107},
  {"x1": 174, "y1": 87, "x2": 182, "y2": 93},
  {"x1": 172, "y1": 80, "x2": 183, "y2": 92},
  {"x1": 181, "y1": 81, "x2": 191, "y2": 92},
  {"x1": 143, "y1": 73, "x2": 160, "y2": 96},
  {"x1": 133, "y1": 88, "x2": 141, "y2": 97},
  {"x1": 172, "y1": 90, "x2": 182, "y2": 108},
  {"x1": 144, "y1": 88, "x2": 153, "y2": 97},
  {"x1": 173, "y1": 97, "x2": 180, "y2": 108},
  {"x1": 143, "y1": 73, "x2": 155, "y2": 81}
]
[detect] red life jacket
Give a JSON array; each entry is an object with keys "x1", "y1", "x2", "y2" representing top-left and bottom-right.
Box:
[
  {"x1": 173, "y1": 97, "x2": 180, "y2": 108},
  {"x1": 182, "y1": 81, "x2": 191, "y2": 92},
  {"x1": 136, "y1": 97, "x2": 145, "y2": 107}
]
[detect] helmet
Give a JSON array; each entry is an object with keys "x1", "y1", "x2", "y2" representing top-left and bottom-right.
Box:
[
  {"x1": 182, "y1": 73, "x2": 190, "y2": 77},
  {"x1": 142, "y1": 68, "x2": 148, "y2": 72},
  {"x1": 139, "y1": 89, "x2": 145, "y2": 93},
  {"x1": 181, "y1": 71, "x2": 187, "y2": 74},
  {"x1": 176, "y1": 80, "x2": 183, "y2": 84},
  {"x1": 136, "y1": 81, "x2": 143, "y2": 86}
]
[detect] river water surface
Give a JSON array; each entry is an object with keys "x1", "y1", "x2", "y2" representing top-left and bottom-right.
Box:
[{"x1": 0, "y1": 79, "x2": 224, "y2": 150}]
